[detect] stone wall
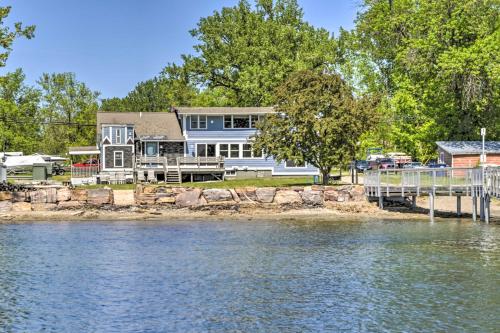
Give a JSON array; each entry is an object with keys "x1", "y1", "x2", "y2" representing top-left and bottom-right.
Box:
[
  {"x1": 135, "y1": 184, "x2": 366, "y2": 208},
  {"x1": 0, "y1": 187, "x2": 114, "y2": 212}
]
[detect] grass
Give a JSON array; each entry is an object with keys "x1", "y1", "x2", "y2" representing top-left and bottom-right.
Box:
[{"x1": 79, "y1": 176, "x2": 316, "y2": 190}]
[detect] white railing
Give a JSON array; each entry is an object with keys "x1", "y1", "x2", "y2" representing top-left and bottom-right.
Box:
[
  {"x1": 71, "y1": 166, "x2": 100, "y2": 178},
  {"x1": 364, "y1": 167, "x2": 490, "y2": 197},
  {"x1": 177, "y1": 156, "x2": 225, "y2": 169}
]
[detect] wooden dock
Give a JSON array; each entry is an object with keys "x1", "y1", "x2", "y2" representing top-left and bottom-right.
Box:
[{"x1": 364, "y1": 167, "x2": 500, "y2": 222}]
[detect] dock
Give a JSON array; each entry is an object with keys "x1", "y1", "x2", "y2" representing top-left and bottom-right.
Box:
[{"x1": 364, "y1": 167, "x2": 500, "y2": 222}]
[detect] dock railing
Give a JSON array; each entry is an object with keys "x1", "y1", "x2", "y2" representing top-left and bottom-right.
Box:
[{"x1": 364, "y1": 167, "x2": 490, "y2": 198}]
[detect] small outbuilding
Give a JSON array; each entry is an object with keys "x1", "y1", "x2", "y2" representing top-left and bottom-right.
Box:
[{"x1": 436, "y1": 141, "x2": 500, "y2": 167}]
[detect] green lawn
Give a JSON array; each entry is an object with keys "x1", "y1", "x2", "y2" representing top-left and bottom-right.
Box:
[{"x1": 80, "y1": 176, "x2": 316, "y2": 190}]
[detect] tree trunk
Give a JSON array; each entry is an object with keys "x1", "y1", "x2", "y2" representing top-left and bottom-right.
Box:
[{"x1": 322, "y1": 169, "x2": 329, "y2": 185}]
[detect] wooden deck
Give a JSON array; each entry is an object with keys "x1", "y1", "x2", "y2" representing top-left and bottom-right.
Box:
[{"x1": 364, "y1": 167, "x2": 500, "y2": 222}]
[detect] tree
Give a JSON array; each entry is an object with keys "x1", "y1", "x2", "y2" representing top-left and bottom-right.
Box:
[
  {"x1": 254, "y1": 70, "x2": 377, "y2": 184},
  {"x1": 347, "y1": 0, "x2": 499, "y2": 161},
  {"x1": 100, "y1": 63, "x2": 199, "y2": 112},
  {"x1": 0, "y1": 5, "x2": 35, "y2": 67},
  {"x1": 184, "y1": 0, "x2": 337, "y2": 106},
  {"x1": 38, "y1": 73, "x2": 100, "y2": 154},
  {"x1": 0, "y1": 69, "x2": 41, "y2": 153}
]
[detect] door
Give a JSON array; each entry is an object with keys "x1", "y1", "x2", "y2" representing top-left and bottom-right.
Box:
[{"x1": 196, "y1": 144, "x2": 216, "y2": 157}]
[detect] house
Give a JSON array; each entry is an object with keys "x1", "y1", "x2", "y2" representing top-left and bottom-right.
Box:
[
  {"x1": 96, "y1": 108, "x2": 319, "y2": 182},
  {"x1": 436, "y1": 141, "x2": 500, "y2": 167}
]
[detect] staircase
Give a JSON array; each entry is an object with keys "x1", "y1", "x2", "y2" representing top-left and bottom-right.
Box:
[{"x1": 165, "y1": 170, "x2": 181, "y2": 184}]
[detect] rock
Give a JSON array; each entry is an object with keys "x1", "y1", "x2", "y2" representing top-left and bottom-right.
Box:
[
  {"x1": 0, "y1": 201, "x2": 12, "y2": 212},
  {"x1": 58, "y1": 201, "x2": 84, "y2": 209},
  {"x1": 350, "y1": 186, "x2": 365, "y2": 202},
  {"x1": 87, "y1": 189, "x2": 113, "y2": 205},
  {"x1": 156, "y1": 197, "x2": 176, "y2": 204},
  {"x1": 30, "y1": 190, "x2": 47, "y2": 203},
  {"x1": 143, "y1": 186, "x2": 156, "y2": 194},
  {"x1": 155, "y1": 192, "x2": 175, "y2": 198},
  {"x1": 337, "y1": 191, "x2": 350, "y2": 202},
  {"x1": 235, "y1": 187, "x2": 257, "y2": 201},
  {"x1": 11, "y1": 191, "x2": 27, "y2": 202},
  {"x1": 202, "y1": 189, "x2": 233, "y2": 202},
  {"x1": 175, "y1": 189, "x2": 204, "y2": 207},
  {"x1": 135, "y1": 193, "x2": 156, "y2": 205},
  {"x1": 45, "y1": 188, "x2": 58, "y2": 203},
  {"x1": 273, "y1": 190, "x2": 302, "y2": 205},
  {"x1": 155, "y1": 186, "x2": 172, "y2": 194},
  {"x1": 71, "y1": 189, "x2": 88, "y2": 202},
  {"x1": 32, "y1": 203, "x2": 57, "y2": 211},
  {"x1": 56, "y1": 187, "x2": 72, "y2": 202},
  {"x1": 255, "y1": 187, "x2": 276, "y2": 203},
  {"x1": 311, "y1": 185, "x2": 325, "y2": 191},
  {"x1": 171, "y1": 187, "x2": 187, "y2": 194},
  {"x1": 12, "y1": 202, "x2": 31, "y2": 211},
  {"x1": 301, "y1": 190, "x2": 323, "y2": 206},
  {"x1": 324, "y1": 190, "x2": 339, "y2": 202},
  {"x1": 229, "y1": 189, "x2": 240, "y2": 202},
  {"x1": 0, "y1": 191, "x2": 12, "y2": 201}
]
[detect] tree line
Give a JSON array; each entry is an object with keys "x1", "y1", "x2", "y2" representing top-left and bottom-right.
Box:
[{"x1": 1, "y1": 0, "x2": 498, "y2": 164}]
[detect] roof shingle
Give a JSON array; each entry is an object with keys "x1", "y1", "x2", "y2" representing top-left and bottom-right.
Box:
[{"x1": 436, "y1": 141, "x2": 500, "y2": 155}]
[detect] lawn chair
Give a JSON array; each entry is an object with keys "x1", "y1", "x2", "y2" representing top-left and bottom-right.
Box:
[
  {"x1": 116, "y1": 171, "x2": 126, "y2": 184},
  {"x1": 147, "y1": 170, "x2": 157, "y2": 183},
  {"x1": 136, "y1": 170, "x2": 146, "y2": 183},
  {"x1": 100, "y1": 174, "x2": 110, "y2": 184}
]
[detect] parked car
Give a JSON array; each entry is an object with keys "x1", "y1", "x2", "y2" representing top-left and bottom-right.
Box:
[
  {"x1": 376, "y1": 158, "x2": 396, "y2": 169},
  {"x1": 427, "y1": 162, "x2": 448, "y2": 168},
  {"x1": 72, "y1": 158, "x2": 99, "y2": 168},
  {"x1": 403, "y1": 162, "x2": 423, "y2": 169},
  {"x1": 353, "y1": 160, "x2": 372, "y2": 173}
]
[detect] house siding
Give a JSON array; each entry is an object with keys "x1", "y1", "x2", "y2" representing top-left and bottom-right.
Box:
[
  {"x1": 103, "y1": 145, "x2": 134, "y2": 169},
  {"x1": 452, "y1": 154, "x2": 500, "y2": 167}
]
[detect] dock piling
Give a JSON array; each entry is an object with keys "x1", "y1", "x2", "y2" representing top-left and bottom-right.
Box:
[
  {"x1": 480, "y1": 195, "x2": 485, "y2": 222},
  {"x1": 456, "y1": 196, "x2": 461, "y2": 217},
  {"x1": 411, "y1": 196, "x2": 416, "y2": 210},
  {"x1": 429, "y1": 193, "x2": 435, "y2": 222},
  {"x1": 472, "y1": 195, "x2": 477, "y2": 222}
]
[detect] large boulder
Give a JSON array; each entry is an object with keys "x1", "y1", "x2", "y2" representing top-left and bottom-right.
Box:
[
  {"x1": 175, "y1": 189, "x2": 204, "y2": 207},
  {"x1": 235, "y1": 187, "x2": 257, "y2": 202},
  {"x1": 300, "y1": 190, "x2": 323, "y2": 206},
  {"x1": 87, "y1": 189, "x2": 113, "y2": 205},
  {"x1": 56, "y1": 187, "x2": 72, "y2": 202},
  {"x1": 202, "y1": 189, "x2": 233, "y2": 202},
  {"x1": 156, "y1": 196, "x2": 176, "y2": 204},
  {"x1": 323, "y1": 190, "x2": 338, "y2": 202},
  {"x1": 135, "y1": 193, "x2": 156, "y2": 205},
  {"x1": 273, "y1": 190, "x2": 302, "y2": 205},
  {"x1": 30, "y1": 190, "x2": 47, "y2": 203},
  {"x1": 71, "y1": 189, "x2": 88, "y2": 202},
  {"x1": 32, "y1": 203, "x2": 57, "y2": 211},
  {"x1": 229, "y1": 189, "x2": 240, "y2": 202},
  {"x1": 143, "y1": 186, "x2": 156, "y2": 194},
  {"x1": 350, "y1": 186, "x2": 366, "y2": 202},
  {"x1": 0, "y1": 192, "x2": 12, "y2": 201},
  {"x1": 58, "y1": 201, "x2": 84, "y2": 209},
  {"x1": 255, "y1": 187, "x2": 276, "y2": 203},
  {"x1": 11, "y1": 191, "x2": 27, "y2": 202}
]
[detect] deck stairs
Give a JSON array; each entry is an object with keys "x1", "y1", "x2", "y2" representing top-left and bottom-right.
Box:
[{"x1": 165, "y1": 169, "x2": 181, "y2": 184}]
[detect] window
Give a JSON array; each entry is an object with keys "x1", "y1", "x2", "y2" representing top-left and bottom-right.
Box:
[
  {"x1": 230, "y1": 144, "x2": 240, "y2": 158},
  {"x1": 190, "y1": 115, "x2": 207, "y2": 129},
  {"x1": 146, "y1": 142, "x2": 158, "y2": 156},
  {"x1": 115, "y1": 128, "x2": 121, "y2": 144},
  {"x1": 250, "y1": 115, "x2": 263, "y2": 128},
  {"x1": 114, "y1": 151, "x2": 124, "y2": 167},
  {"x1": 242, "y1": 144, "x2": 252, "y2": 158},
  {"x1": 224, "y1": 115, "x2": 232, "y2": 128},
  {"x1": 233, "y1": 115, "x2": 250, "y2": 128},
  {"x1": 219, "y1": 144, "x2": 229, "y2": 158},
  {"x1": 196, "y1": 144, "x2": 216, "y2": 157},
  {"x1": 127, "y1": 127, "x2": 133, "y2": 140},
  {"x1": 285, "y1": 160, "x2": 306, "y2": 168}
]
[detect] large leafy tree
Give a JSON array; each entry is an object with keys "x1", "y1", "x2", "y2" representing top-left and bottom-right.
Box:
[
  {"x1": 346, "y1": 0, "x2": 499, "y2": 161},
  {"x1": 0, "y1": 5, "x2": 35, "y2": 67},
  {"x1": 254, "y1": 70, "x2": 377, "y2": 184},
  {"x1": 0, "y1": 69, "x2": 42, "y2": 153},
  {"x1": 100, "y1": 64, "x2": 199, "y2": 112},
  {"x1": 38, "y1": 73, "x2": 100, "y2": 154},
  {"x1": 184, "y1": 0, "x2": 337, "y2": 106}
]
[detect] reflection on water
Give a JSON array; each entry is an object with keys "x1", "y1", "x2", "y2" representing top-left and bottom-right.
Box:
[{"x1": 0, "y1": 220, "x2": 498, "y2": 332}]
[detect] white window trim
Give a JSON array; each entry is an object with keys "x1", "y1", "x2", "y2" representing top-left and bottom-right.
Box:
[
  {"x1": 113, "y1": 151, "x2": 124, "y2": 168},
  {"x1": 223, "y1": 115, "x2": 261, "y2": 129},
  {"x1": 190, "y1": 115, "x2": 207, "y2": 130},
  {"x1": 195, "y1": 143, "x2": 216, "y2": 157},
  {"x1": 216, "y1": 143, "x2": 264, "y2": 159},
  {"x1": 115, "y1": 128, "x2": 121, "y2": 144}
]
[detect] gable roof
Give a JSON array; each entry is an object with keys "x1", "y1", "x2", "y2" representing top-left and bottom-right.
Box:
[
  {"x1": 96, "y1": 112, "x2": 184, "y2": 141},
  {"x1": 174, "y1": 107, "x2": 273, "y2": 115},
  {"x1": 436, "y1": 141, "x2": 500, "y2": 155}
]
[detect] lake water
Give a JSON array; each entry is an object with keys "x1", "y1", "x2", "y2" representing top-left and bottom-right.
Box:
[{"x1": 0, "y1": 219, "x2": 498, "y2": 332}]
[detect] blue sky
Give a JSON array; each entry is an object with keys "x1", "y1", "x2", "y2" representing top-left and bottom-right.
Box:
[{"x1": 2, "y1": 0, "x2": 359, "y2": 99}]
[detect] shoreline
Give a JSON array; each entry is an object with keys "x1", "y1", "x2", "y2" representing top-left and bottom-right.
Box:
[{"x1": 0, "y1": 203, "x2": 493, "y2": 223}]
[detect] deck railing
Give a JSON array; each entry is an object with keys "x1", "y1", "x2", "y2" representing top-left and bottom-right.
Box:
[
  {"x1": 364, "y1": 167, "x2": 496, "y2": 198},
  {"x1": 177, "y1": 156, "x2": 225, "y2": 169},
  {"x1": 71, "y1": 166, "x2": 100, "y2": 178},
  {"x1": 136, "y1": 155, "x2": 225, "y2": 170}
]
